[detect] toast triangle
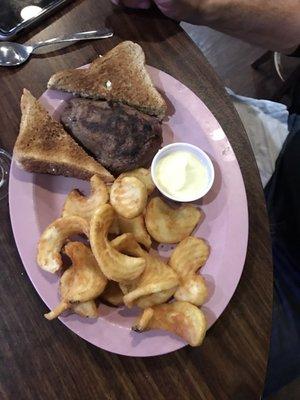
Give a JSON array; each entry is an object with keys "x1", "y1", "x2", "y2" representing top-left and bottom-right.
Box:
[
  {"x1": 47, "y1": 41, "x2": 167, "y2": 120},
  {"x1": 13, "y1": 89, "x2": 114, "y2": 182}
]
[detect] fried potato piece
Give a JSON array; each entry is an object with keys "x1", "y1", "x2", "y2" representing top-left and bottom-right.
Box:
[
  {"x1": 110, "y1": 231, "x2": 143, "y2": 255},
  {"x1": 111, "y1": 233, "x2": 179, "y2": 308},
  {"x1": 108, "y1": 208, "x2": 152, "y2": 247},
  {"x1": 174, "y1": 274, "x2": 208, "y2": 306},
  {"x1": 132, "y1": 301, "x2": 207, "y2": 346},
  {"x1": 62, "y1": 175, "x2": 109, "y2": 223},
  {"x1": 133, "y1": 307, "x2": 154, "y2": 330},
  {"x1": 72, "y1": 300, "x2": 99, "y2": 318},
  {"x1": 169, "y1": 236, "x2": 210, "y2": 277},
  {"x1": 169, "y1": 237, "x2": 210, "y2": 306},
  {"x1": 124, "y1": 255, "x2": 179, "y2": 308},
  {"x1": 119, "y1": 281, "x2": 136, "y2": 296},
  {"x1": 118, "y1": 214, "x2": 151, "y2": 248},
  {"x1": 44, "y1": 242, "x2": 107, "y2": 320},
  {"x1": 136, "y1": 288, "x2": 176, "y2": 309},
  {"x1": 145, "y1": 197, "x2": 201, "y2": 243},
  {"x1": 119, "y1": 168, "x2": 155, "y2": 195},
  {"x1": 111, "y1": 233, "x2": 144, "y2": 296},
  {"x1": 110, "y1": 176, "x2": 147, "y2": 219},
  {"x1": 90, "y1": 205, "x2": 146, "y2": 282},
  {"x1": 37, "y1": 216, "x2": 89, "y2": 273},
  {"x1": 119, "y1": 279, "x2": 176, "y2": 308},
  {"x1": 101, "y1": 281, "x2": 124, "y2": 306},
  {"x1": 108, "y1": 215, "x2": 121, "y2": 235}
]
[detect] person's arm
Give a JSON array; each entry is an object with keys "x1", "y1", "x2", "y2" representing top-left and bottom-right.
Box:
[
  {"x1": 198, "y1": 0, "x2": 300, "y2": 53},
  {"x1": 113, "y1": 0, "x2": 300, "y2": 52}
]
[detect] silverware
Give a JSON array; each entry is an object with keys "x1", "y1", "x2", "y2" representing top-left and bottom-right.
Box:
[
  {"x1": 0, "y1": 28, "x2": 113, "y2": 67},
  {"x1": 0, "y1": 148, "x2": 11, "y2": 200}
]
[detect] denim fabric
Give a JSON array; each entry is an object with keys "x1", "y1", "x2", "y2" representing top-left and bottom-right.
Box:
[{"x1": 263, "y1": 114, "x2": 300, "y2": 398}]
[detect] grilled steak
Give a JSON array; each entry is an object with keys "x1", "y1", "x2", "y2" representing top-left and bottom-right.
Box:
[{"x1": 61, "y1": 99, "x2": 163, "y2": 174}]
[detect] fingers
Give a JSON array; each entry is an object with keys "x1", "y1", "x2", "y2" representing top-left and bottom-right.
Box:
[
  {"x1": 111, "y1": 0, "x2": 151, "y2": 9},
  {"x1": 110, "y1": 0, "x2": 180, "y2": 21}
]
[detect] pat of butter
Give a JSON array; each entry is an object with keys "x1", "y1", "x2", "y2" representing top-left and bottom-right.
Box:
[
  {"x1": 105, "y1": 80, "x2": 112, "y2": 90},
  {"x1": 155, "y1": 151, "x2": 208, "y2": 200}
]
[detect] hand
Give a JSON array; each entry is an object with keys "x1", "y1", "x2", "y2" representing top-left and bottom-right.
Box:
[
  {"x1": 111, "y1": 1, "x2": 151, "y2": 10},
  {"x1": 111, "y1": 0, "x2": 205, "y2": 23}
]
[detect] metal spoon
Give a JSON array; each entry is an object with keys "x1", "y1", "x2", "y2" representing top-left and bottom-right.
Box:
[{"x1": 0, "y1": 28, "x2": 113, "y2": 67}]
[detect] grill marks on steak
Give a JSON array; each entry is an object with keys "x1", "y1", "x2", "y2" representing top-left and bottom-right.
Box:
[{"x1": 61, "y1": 99, "x2": 163, "y2": 174}]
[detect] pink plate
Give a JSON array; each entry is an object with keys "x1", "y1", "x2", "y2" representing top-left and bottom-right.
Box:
[{"x1": 9, "y1": 66, "x2": 248, "y2": 357}]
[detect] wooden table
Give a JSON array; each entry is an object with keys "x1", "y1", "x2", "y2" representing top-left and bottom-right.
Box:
[{"x1": 0, "y1": 1, "x2": 273, "y2": 399}]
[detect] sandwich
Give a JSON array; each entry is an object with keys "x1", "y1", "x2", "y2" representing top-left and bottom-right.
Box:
[
  {"x1": 47, "y1": 41, "x2": 167, "y2": 120},
  {"x1": 13, "y1": 89, "x2": 114, "y2": 182},
  {"x1": 14, "y1": 41, "x2": 167, "y2": 181}
]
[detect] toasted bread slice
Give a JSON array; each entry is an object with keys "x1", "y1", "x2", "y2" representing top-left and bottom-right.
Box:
[
  {"x1": 13, "y1": 89, "x2": 114, "y2": 182},
  {"x1": 47, "y1": 41, "x2": 167, "y2": 120}
]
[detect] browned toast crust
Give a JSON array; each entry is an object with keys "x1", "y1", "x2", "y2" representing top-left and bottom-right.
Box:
[
  {"x1": 15, "y1": 158, "x2": 98, "y2": 180},
  {"x1": 47, "y1": 41, "x2": 167, "y2": 120}
]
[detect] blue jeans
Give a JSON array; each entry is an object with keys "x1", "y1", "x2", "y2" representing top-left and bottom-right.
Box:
[{"x1": 263, "y1": 114, "x2": 300, "y2": 397}]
